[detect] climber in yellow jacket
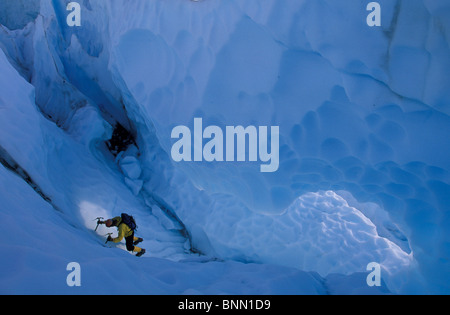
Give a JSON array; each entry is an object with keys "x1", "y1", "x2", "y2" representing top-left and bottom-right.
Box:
[{"x1": 100, "y1": 215, "x2": 146, "y2": 257}]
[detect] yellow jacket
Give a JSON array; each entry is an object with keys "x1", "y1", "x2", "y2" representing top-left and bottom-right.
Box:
[{"x1": 111, "y1": 216, "x2": 133, "y2": 243}]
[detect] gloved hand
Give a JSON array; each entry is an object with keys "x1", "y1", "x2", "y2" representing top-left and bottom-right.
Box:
[{"x1": 106, "y1": 235, "x2": 113, "y2": 242}]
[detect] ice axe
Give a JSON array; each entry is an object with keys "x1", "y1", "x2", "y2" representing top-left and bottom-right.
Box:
[
  {"x1": 105, "y1": 233, "x2": 113, "y2": 244},
  {"x1": 94, "y1": 217, "x2": 104, "y2": 231}
]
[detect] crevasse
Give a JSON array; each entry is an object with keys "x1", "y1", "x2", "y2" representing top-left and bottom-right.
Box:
[{"x1": 0, "y1": 0, "x2": 449, "y2": 294}]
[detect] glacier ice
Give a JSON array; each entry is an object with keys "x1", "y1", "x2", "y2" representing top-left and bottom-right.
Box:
[
  {"x1": 1, "y1": 0, "x2": 450, "y2": 294},
  {"x1": 0, "y1": 0, "x2": 40, "y2": 31}
]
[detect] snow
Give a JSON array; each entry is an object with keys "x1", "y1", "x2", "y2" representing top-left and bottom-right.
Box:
[
  {"x1": 0, "y1": 159, "x2": 331, "y2": 295},
  {"x1": 1, "y1": 0, "x2": 450, "y2": 294}
]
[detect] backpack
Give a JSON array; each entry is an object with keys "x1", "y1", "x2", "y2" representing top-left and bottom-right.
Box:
[{"x1": 120, "y1": 213, "x2": 137, "y2": 231}]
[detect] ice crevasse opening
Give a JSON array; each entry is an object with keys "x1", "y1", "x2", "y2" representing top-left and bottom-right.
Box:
[{"x1": 1, "y1": 0, "x2": 450, "y2": 294}]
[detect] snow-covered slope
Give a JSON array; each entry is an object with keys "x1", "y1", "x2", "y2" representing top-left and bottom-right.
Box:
[{"x1": 1, "y1": 0, "x2": 449, "y2": 294}]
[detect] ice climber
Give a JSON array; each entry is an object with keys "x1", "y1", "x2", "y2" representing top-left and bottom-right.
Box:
[{"x1": 98, "y1": 213, "x2": 146, "y2": 257}]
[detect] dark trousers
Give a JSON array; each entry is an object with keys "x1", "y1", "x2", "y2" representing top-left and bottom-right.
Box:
[{"x1": 125, "y1": 231, "x2": 135, "y2": 252}]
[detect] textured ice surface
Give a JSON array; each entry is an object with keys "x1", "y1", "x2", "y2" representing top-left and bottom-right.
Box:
[
  {"x1": 1, "y1": 0, "x2": 449, "y2": 294},
  {"x1": 104, "y1": 0, "x2": 450, "y2": 293},
  {"x1": 0, "y1": 0, "x2": 40, "y2": 30}
]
